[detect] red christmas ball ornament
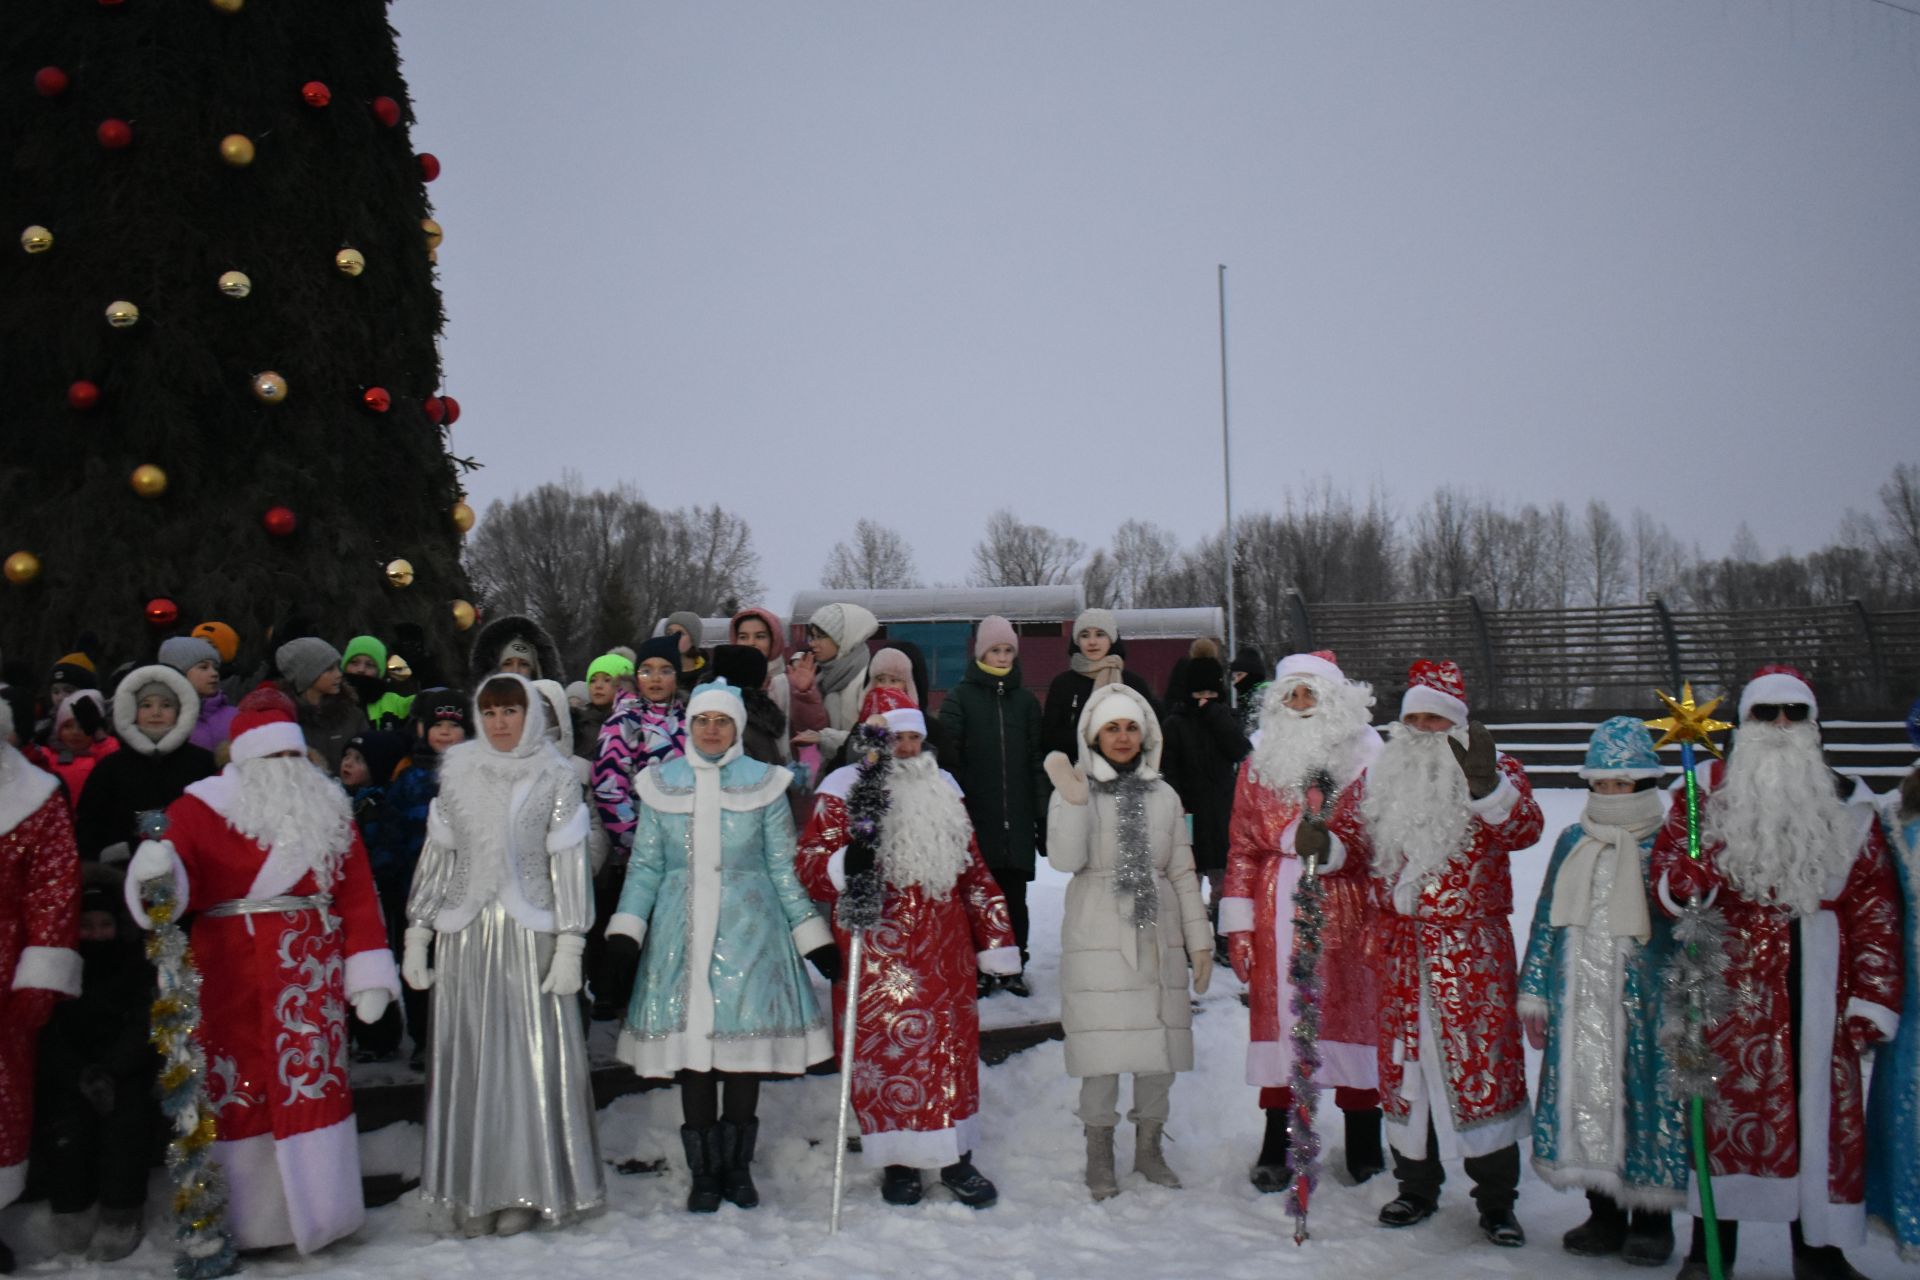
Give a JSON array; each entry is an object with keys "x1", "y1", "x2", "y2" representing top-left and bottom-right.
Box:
[
  {"x1": 416, "y1": 152, "x2": 440, "y2": 182},
  {"x1": 422, "y1": 395, "x2": 444, "y2": 425},
  {"x1": 362, "y1": 386, "x2": 391, "y2": 413},
  {"x1": 145, "y1": 597, "x2": 180, "y2": 627},
  {"x1": 97, "y1": 118, "x2": 133, "y2": 150},
  {"x1": 67, "y1": 380, "x2": 100, "y2": 410},
  {"x1": 261, "y1": 506, "x2": 297, "y2": 537},
  {"x1": 440, "y1": 395, "x2": 461, "y2": 425},
  {"x1": 34, "y1": 67, "x2": 70, "y2": 97},
  {"x1": 371, "y1": 96, "x2": 401, "y2": 128},
  {"x1": 301, "y1": 80, "x2": 331, "y2": 108}
]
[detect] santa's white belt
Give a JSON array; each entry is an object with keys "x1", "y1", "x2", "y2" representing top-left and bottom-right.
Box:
[{"x1": 204, "y1": 891, "x2": 332, "y2": 918}]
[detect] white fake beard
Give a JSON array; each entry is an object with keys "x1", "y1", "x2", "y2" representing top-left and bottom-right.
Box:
[
  {"x1": 1249, "y1": 676, "x2": 1374, "y2": 796},
  {"x1": 1706, "y1": 720, "x2": 1855, "y2": 917},
  {"x1": 879, "y1": 754, "x2": 975, "y2": 899},
  {"x1": 225, "y1": 756, "x2": 354, "y2": 888},
  {"x1": 1361, "y1": 722, "x2": 1473, "y2": 915}
]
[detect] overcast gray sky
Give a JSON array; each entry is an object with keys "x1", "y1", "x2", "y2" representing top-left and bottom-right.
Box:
[{"x1": 393, "y1": 1, "x2": 1920, "y2": 603}]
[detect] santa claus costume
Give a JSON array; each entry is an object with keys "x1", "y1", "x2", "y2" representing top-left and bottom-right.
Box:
[
  {"x1": 1220, "y1": 651, "x2": 1384, "y2": 1190},
  {"x1": 1329, "y1": 659, "x2": 1543, "y2": 1248},
  {"x1": 125, "y1": 689, "x2": 400, "y2": 1255},
  {"x1": 1653, "y1": 667, "x2": 1902, "y2": 1280},
  {"x1": 0, "y1": 698, "x2": 82, "y2": 1273},
  {"x1": 796, "y1": 689, "x2": 1020, "y2": 1208}
]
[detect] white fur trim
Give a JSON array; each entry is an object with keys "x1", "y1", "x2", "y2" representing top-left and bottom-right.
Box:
[
  {"x1": 858, "y1": 1114, "x2": 982, "y2": 1170},
  {"x1": 218, "y1": 1116, "x2": 365, "y2": 1254},
  {"x1": 11, "y1": 945, "x2": 81, "y2": 996},
  {"x1": 1738, "y1": 671, "x2": 1819, "y2": 723},
  {"x1": 546, "y1": 800, "x2": 591, "y2": 853},
  {"x1": 1845, "y1": 995, "x2": 1899, "y2": 1042},
  {"x1": 791, "y1": 913, "x2": 833, "y2": 955},
  {"x1": 1245, "y1": 1038, "x2": 1377, "y2": 1089},
  {"x1": 1075, "y1": 684, "x2": 1162, "y2": 782},
  {"x1": 344, "y1": 947, "x2": 400, "y2": 999},
  {"x1": 426, "y1": 801, "x2": 456, "y2": 848},
  {"x1": 1516, "y1": 993, "x2": 1549, "y2": 1021},
  {"x1": 617, "y1": 1020, "x2": 832, "y2": 1079},
  {"x1": 606, "y1": 911, "x2": 647, "y2": 947},
  {"x1": 977, "y1": 945, "x2": 1022, "y2": 976},
  {"x1": 111, "y1": 664, "x2": 200, "y2": 757},
  {"x1": 213, "y1": 1133, "x2": 295, "y2": 1248},
  {"x1": 685, "y1": 683, "x2": 747, "y2": 734},
  {"x1": 826, "y1": 845, "x2": 849, "y2": 892},
  {"x1": 1532, "y1": 1161, "x2": 1686, "y2": 1211},
  {"x1": 1399, "y1": 683, "x2": 1467, "y2": 727},
  {"x1": 881, "y1": 707, "x2": 926, "y2": 736},
  {"x1": 1218, "y1": 896, "x2": 1255, "y2": 935},
  {"x1": 0, "y1": 1160, "x2": 22, "y2": 1208},
  {"x1": 1276, "y1": 652, "x2": 1345, "y2": 684},
  {"x1": 123, "y1": 843, "x2": 190, "y2": 928},
  {"x1": 0, "y1": 747, "x2": 60, "y2": 837},
  {"x1": 816, "y1": 765, "x2": 860, "y2": 803},
  {"x1": 229, "y1": 719, "x2": 306, "y2": 763},
  {"x1": 1468, "y1": 772, "x2": 1520, "y2": 824}
]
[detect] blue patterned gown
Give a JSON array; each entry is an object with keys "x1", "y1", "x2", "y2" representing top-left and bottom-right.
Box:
[{"x1": 1866, "y1": 801, "x2": 1919, "y2": 1260}]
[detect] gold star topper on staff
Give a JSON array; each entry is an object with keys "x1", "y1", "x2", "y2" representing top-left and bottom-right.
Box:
[{"x1": 1646, "y1": 682, "x2": 1733, "y2": 758}]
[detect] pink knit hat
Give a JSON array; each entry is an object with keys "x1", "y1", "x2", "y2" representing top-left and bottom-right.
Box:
[{"x1": 974, "y1": 615, "x2": 1018, "y2": 659}]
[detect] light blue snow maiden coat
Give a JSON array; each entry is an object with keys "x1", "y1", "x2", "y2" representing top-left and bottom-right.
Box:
[{"x1": 1866, "y1": 790, "x2": 1920, "y2": 1261}]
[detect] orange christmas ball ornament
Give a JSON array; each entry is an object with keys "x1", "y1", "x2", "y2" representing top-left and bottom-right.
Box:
[
  {"x1": 449, "y1": 599, "x2": 476, "y2": 631},
  {"x1": 4, "y1": 551, "x2": 41, "y2": 586},
  {"x1": 450, "y1": 501, "x2": 476, "y2": 534},
  {"x1": 130, "y1": 464, "x2": 168, "y2": 498},
  {"x1": 252, "y1": 371, "x2": 288, "y2": 403}
]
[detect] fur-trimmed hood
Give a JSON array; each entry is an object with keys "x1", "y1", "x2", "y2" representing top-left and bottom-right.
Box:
[
  {"x1": 1075, "y1": 683, "x2": 1163, "y2": 782},
  {"x1": 112, "y1": 664, "x2": 200, "y2": 758},
  {"x1": 468, "y1": 613, "x2": 566, "y2": 688}
]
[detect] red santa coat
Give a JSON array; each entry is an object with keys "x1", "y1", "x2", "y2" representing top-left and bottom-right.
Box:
[
  {"x1": 1220, "y1": 728, "x2": 1382, "y2": 1090},
  {"x1": 1651, "y1": 768, "x2": 1902, "y2": 1248},
  {"x1": 1331, "y1": 752, "x2": 1543, "y2": 1158},
  {"x1": 796, "y1": 780, "x2": 1019, "y2": 1170},
  {"x1": 0, "y1": 755, "x2": 81, "y2": 1207},
  {"x1": 136, "y1": 774, "x2": 398, "y2": 1253}
]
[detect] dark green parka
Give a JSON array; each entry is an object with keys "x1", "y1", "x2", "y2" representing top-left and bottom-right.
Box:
[{"x1": 937, "y1": 659, "x2": 1044, "y2": 876}]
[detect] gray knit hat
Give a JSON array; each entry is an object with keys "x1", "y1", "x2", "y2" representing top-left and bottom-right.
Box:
[
  {"x1": 1072, "y1": 608, "x2": 1119, "y2": 646},
  {"x1": 666, "y1": 611, "x2": 706, "y2": 645},
  {"x1": 276, "y1": 637, "x2": 342, "y2": 693},
  {"x1": 157, "y1": 635, "x2": 221, "y2": 674}
]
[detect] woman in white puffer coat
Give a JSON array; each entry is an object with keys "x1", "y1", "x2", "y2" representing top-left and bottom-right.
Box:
[{"x1": 1045, "y1": 683, "x2": 1213, "y2": 1201}]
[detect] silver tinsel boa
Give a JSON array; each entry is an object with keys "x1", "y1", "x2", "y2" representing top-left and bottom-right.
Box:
[{"x1": 1093, "y1": 770, "x2": 1158, "y2": 929}]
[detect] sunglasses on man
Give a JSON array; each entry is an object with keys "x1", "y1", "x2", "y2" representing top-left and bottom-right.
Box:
[{"x1": 1748, "y1": 703, "x2": 1810, "y2": 723}]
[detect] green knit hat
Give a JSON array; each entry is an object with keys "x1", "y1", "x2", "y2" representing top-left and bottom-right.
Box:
[
  {"x1": 342, "y1": 634, "x2": 388, "y2": 670},
  {"x1": 587, "y1": 652, "x2": 636, "y2": 681}
]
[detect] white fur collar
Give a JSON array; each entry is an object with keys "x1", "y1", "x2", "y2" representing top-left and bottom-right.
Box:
[
  {"x1": 0, "y1": 745, "x2": 60, "y2": 834},
  {"x1": 112, "y1": 664, "x2": 200, "y2": 758}
]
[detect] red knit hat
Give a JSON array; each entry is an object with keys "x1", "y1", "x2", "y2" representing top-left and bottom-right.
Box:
[
  {"x1": 229, "y1": 688, "x2": 307, "y2": 762},
  {"x1": 1400, "y1": 659, "x2": 1469, "y2": 726}
]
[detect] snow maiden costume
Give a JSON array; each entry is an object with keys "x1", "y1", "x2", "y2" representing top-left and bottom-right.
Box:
[
  {"x1": 607, "y1": 679, "x2": 834, "y2": 1212},
  {"x1": 1866, "y1": 759, "x2": 1920, "y2": 1261},
  {"x1": 403, "y1": 674, "x2": 604, "y2": 1236},
  {"x1": 1518, "y1": 717, "x2": 1687, "y2": 1264}
]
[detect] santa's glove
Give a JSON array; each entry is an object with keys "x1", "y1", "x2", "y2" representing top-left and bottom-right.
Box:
[
  {"x1": 402, "y1": 926, "x2": 435, "y2": 991},
  {"x1": 352, "y1": 988, "x2": 391, "y2": 1025},
  {"x1": 1189, "y1": 948, "x2": 1213, "y2": 995},
  {"x1": 603, "y1": 934, "x2": 641, "y2": 1011},
  {"x1": 1228, "y1": 932, "x2": 1254, "y2": 984},
  {"x1": 806, "y1": 945, "x2": 842, "y2": 984},
  {"x1": 77, "y1": 1066, "x2": 116, "y2": 1117},
  {"x1": 540, "y1": 933, "x2": 586, "y2": 996},
  {"x1": 1447, "y1": 721, "x2": 1500, "y2": 799},
  {"x1": 1295, "y1": 817, "x2": 1331, "y2": 865},
  {"x1": 844, "y1": 839, "x2": 877, "y2": 879},
  {"x1": 1847, "y1": 1014, "x2": 1887, "y2": 1055},
  {"x1": 1662, "y1": 856, "x2": 1720, "y2": 908},
  {"x1": 127, "y1": 838, "x2": 174, "y2": 887}
]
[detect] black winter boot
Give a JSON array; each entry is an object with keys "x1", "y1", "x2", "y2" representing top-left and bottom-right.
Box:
[
  {"x1": 716, "y1": 1119, "x2": 759, "y2": 1209},
  {"x1": 0, "y1": 1232, "x2": 13, "y2": 1275},
  {"x1": 1251, "y1": 1107, "x2": 1289, "y2": 1194},
  {"x1": 1344, "y1": 1106, "x2": 1385, "y2": 1183},
  {"x1": 1791, "y1": 1220, "x2": 1870, "y2": 1280},
  {"x1": 680, "y1": 1124, "x2": 723, "y2": 1213},
  {"x1": 881, "y1": 1164, "x2": 923, "y2": 1205},
  {"x1": 1562, "y1": 1190, "x2": 1629, "y2": 1256},
  {"x1": 1621, "y1": 1208, "x2": 1673, "y2": 1266},
  {"x1": 938, "y1": 1153, "x2": 998, "y2": 1208}
]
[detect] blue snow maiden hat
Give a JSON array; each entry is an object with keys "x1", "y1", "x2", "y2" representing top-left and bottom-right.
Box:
[
  {"x1": 1905, "y1": 694, "x2": 1920, "y2": 751},
  {"x1": 1580, "y1": 715, "x2": 1664, "y2": 781}
]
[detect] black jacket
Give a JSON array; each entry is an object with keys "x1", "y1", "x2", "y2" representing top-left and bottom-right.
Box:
[
  {"x1": 73, "y1": 740, "x2": 216, "y2": 859},
  {"x1": 1159, "y1": 697, "x2": 1248, "y2": 874},
  {"x1": 1040, "y1": 666, "x2": 1159, "y2": 762},
  {"x1": 938, "y1": 660, "x2": 1043, "y2": 874}
]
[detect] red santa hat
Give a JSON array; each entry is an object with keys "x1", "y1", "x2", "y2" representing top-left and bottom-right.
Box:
[
  {"x1": 1400, "y1": 658, "x2": 1469, "y2": 726},
  {"x1": 1276, "y1": 649, "x2": 1344, "y2": 685},
  {"x1": 1737, "y1": 663, "x2": 1818, "y2": 723},
  {"x1": 861, "y1": 685, "x2": 926, "y2": 737},
  {"x1": 228, "y1": 687, "x2": 307, "y2": 762}
]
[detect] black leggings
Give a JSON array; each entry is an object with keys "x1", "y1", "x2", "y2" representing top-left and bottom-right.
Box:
[
  {"x1": 678, "y1": 1070, "x2": 760, "y2": 1127},
  {"x1": 988, "y1": 867, "x2": 1030, "y2": 963}
]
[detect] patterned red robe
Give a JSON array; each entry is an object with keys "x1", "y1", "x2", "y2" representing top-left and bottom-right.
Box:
[
  {"x1": 796, "y1": 783, "x2": 1018, "y2": 1170},
  {"x1": 0, "y1": 757, "x2": 81, "y2": 1208},
  {"x1": 1650, "y1": 768, "x2": 1902, "y2": 1247},
  {"x1": 1220, "y1": 729, "x2": 1380, "y2": 1090},
  {"x1": 141, "y1": 775, "x2": 397, "y2": 1253},
  {"x1": 1331, "y1": 753, "x2": 1543, "y2": 1158}
]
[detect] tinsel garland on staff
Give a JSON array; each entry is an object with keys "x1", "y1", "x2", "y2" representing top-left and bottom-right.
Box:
[
  {"x1": 1283, "y1": 769, "x2": 1337, "y2": 1245},
  {"x1": 836, "y1": 722, "x2": 893, "y2": 932},
  {"x1": 135, "y1": 813, "x2": 239, "y2": 1279}
]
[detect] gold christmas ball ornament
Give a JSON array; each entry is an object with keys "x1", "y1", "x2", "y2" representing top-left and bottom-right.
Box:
[
  {"x1": 449, "y1": 599, "x2": 476, "y2": 631},
  {"x1": 21, "y1": 225, "x2": 53, "y2": 254},
  {"x1": 130, "y1": 464, "x2": 168, "y2": 498},
  {"x1": 219, "y1": 134, "x2": 255, "y2": 167},
  {"x1": 384, "y1": 558, "x2": 415, "y2": 588},
  {"x1": 334, "y1": 247, "x2": 366, "y2": 277},
  {"x1": 251, "y1": 371, "x2": 288, "y2": 403},
  {"x1": 105, "y1": 299, "x2": 140, "y2": 328},
  {"x1": 4, "y1": 551, "x2": 41, "y2": 586},
  {"x1": 217, "y1": 270, "x2": 252, "y2": 298},
  {"x1": 209, "y1": 0, "x2": 244, "y2": 12},
  {"x1": 420, "y1": 219, "x2": 443, "y2": 250},
  {"x1": 386, "y1": 653, "x2": 412, "y2": 681},
  {"x1": 450, "y1": 501, "x2": 475, "y2": 534}
]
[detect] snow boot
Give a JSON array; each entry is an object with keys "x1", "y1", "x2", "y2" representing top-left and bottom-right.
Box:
[
  {"x1": 1084, "y1": 1125, "x2": 1119, "y2": 1201},
  {"x1": 976, "y1": 972, "x2": 995, "y2": 999},
  {"x1": 998, "y1": 972, "x2": 1031, "y2": 998},
  {"x1": 1562, "y1": 1190, "x2": 1629, "y2": 1256},
  {"x1": 1344, "y1": 1106, "x2": 1385, "y2": 1183},
  {"x1": 1133, "y1": 1120, "x2": 1181, "y2": 1188},
  {"x1": 1378, "y1": 1195, "x2": 1437, "y2": 1227},
  {"x1": 0, "y1": 1233, "x2": 13, "y2": 1275},
  {"x1": 717, "y1": 1119, "x2": 760, "y2": 1209},
  {"x1": 1479, "y1": 1208, "x2": 1526, "y2": 1248},
  {"x1": 1791, "y1": 1247, "x2": 1870, "y2": 1280},
  {"x1": 1621, "y1": 1209, "x2": 1674, "y2": 1266},
  {"x1": 881, "y1": 1164, "x2": 924, "y2": 1205},
  {"x1": 494, "y1": 1208, "x2": 540, "y2": 1237},
  {"x1": 1250, "y1": 1107, "x2": 1289, "y2": 1194},
  {"x1": 86, "y1": 1206, "x2": 143, "y2": 1263},
  {"x1": 681, "y1": 1124, "x2": 723, "y2": 1213},
  {"x1": 52, "y1": 1209, "x2": 95, "y2": 1254},
  {"x1": 938, "y1": 1153, "x2": 998, "y2": 1208}
]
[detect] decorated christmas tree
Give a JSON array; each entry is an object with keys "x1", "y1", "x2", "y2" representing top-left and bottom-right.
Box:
[{"x1": 1, "y1": 0, "x2": 475, "y2": 680}]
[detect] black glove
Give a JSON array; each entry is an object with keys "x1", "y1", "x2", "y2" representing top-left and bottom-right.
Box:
[
  {"x1": 844, "y1": 840, "x2": 877, "y2": 879},
  {"x1": 1448, "y1": 721, "x2": 1499, "y2": 799},
  {"x1": 806, "y1": 945, "x2": 842, "y2": 984},
  {"x1": 71, "y1": 695, "x2": 105, "y2": 737},
  {"x1": 1295, "y1": 816, "x2": 1331, "y2": 865},
  {"x1": 602, "y1": 934, "x2": 641, "y2": 1012}
]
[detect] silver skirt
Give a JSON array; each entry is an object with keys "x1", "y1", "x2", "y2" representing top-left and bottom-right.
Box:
[{"x1": 421, "y1": 900, "x2": 606, "y2": 1222}]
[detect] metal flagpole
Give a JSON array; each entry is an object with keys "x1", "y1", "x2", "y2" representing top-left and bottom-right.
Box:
[
  {"x1": 1218, "y1": 264, "x2": 1237, "y2": 706},
  {"x1": 828, "y1": 930, "x2": 865, "y2": 1233}
]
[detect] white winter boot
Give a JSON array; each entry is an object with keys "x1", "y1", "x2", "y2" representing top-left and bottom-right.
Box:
[
  {"x1": 1133, "y1": 1121, "x2": 1182, "y2": 1188},
  {"x1": 1084, "y1": 1125, "x2": 1119, "y2": 1201}
]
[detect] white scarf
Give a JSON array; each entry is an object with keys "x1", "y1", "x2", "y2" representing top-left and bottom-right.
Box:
[{"x1": 1550, "y1": 789, "x2": 1664, "y2": 942}]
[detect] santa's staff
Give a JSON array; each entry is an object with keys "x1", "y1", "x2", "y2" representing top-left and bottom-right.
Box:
[
  {"x1": 1284, "y1": 770, "x2": 1336, "y2": 1245},
  {"x1": 1646, "y1": 684, "x2": 1732, "y2": 1280},
  {"x1": 828, "y1": 722, "x2": 892, "y2": 1233}
]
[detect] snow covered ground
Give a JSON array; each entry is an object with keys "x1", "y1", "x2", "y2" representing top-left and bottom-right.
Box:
[{"x1": 8, "y1": 789, "x2": 1917, "y2": 1278}]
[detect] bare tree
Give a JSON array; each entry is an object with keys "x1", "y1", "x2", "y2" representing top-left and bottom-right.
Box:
[
  {"x1": 969, "y1": 508, "x2": 1085, "y2": 587},
  {"x1": 1872, "y1": 462, "x2": 1920, "y2": 601},
  {"x1": 1583, "y1": 499, "x2": 1628, "y2": 606},
  {"x1": 821, "y1": 519, "x2": 921, "y2": 590},
  {"x1": 1407, "y1": 488, "x2": 1476, "y2": 598},
  {"x1": 1630, "y1": 509, "x2": 1687, "y2": 602},
  {"x1": 1098, "y1": 519, "x2": 1182, "y2": 608}
]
